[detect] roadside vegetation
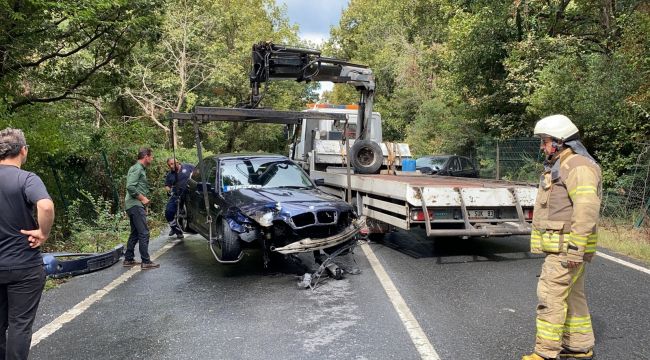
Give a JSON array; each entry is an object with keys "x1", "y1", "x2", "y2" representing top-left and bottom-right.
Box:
[
  {"x1": 1, "y1": 1, "x2": 648, "y2": 258},
  {"x1": 599, "y1": 227, "x2": 650, "y2": 264}
]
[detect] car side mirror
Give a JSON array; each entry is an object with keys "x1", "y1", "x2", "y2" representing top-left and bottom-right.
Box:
[{"x1": 313, "y1": 178, "x2": 325, "y2": 186}]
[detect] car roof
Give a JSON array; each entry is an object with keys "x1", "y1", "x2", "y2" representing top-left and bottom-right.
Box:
[
  {"x1": 417, "y1": 155, "x2": 474, "y2": 159},
  {"x1": 417, "y1": 155, "x2": 452, "y2": 160},
  {"x1": 211, "y1": 153, "x2": 288, "y2": 161}
]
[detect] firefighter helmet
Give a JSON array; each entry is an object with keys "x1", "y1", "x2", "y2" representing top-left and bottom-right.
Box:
[{"x1": 534, "y1": 114, "x2": 579, "y2": 141}]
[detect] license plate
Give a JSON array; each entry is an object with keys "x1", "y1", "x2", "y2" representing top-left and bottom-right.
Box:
[{"x1": 468, "y1": 209, "x2": 495, "y2": 219}]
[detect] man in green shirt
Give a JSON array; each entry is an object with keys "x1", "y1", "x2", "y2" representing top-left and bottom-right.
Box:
[{"x1": 123, "y1": 148, "x2": 159, "y2": 269}]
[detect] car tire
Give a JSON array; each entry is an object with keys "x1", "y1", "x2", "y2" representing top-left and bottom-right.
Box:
[
  {"x1": 177, "y1": 203, "x2": 194, "y2": 233},
  {"x1": 350, "y1": 140, "x2": 383, "y2": 174},
  {"x1": 220, "y1": 218, "x2": 242, "y2": 261}
]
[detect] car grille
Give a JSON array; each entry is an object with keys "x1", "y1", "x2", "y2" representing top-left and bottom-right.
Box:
[
  {"x1": 316, "y1": 210, "x2": 337, "y2": 224},
  {"x1": 291, "y1": 213, "x2": 316, "y2": 228},
  {"x1": 279, "y1": 210, "x2": 355, "y2": 241},
  {"x1": 291, "y1": 210, "x2": 338, "y2": 228}
]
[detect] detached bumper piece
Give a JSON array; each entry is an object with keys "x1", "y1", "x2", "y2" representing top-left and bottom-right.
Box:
[
  {"x1": 42, "y1": 244, "x2": 124, "y2": 278},
  {"x1": 272, "y1": 223, "x2": 360, "y2": 254}
]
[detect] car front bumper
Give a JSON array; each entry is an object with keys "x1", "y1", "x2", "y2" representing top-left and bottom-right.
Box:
[{"x1": 271, "y1": 220, "x2": 361, "y2": 254}]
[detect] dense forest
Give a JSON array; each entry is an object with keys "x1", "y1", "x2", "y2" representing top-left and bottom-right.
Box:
[{"x1": 1, "y1": 0, "x2": 648, "y2": 249}]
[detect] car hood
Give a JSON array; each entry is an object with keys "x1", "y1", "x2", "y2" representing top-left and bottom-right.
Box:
[{"x1": 223, "y1": 187, "x2": 353, "y2": 225}]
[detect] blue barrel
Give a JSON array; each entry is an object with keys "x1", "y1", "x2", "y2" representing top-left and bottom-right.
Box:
[{"x1": 402, "y1": 158, "x2": 416, "y2": 172}]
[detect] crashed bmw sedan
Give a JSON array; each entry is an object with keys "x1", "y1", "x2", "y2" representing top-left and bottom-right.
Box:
[{"x1": 180, "y1": 154, "x2": 361, "y2": 264}]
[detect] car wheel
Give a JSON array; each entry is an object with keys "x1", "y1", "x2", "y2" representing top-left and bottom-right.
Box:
[
  {"x1": 177, "y1": 203, "x2": 193, "y2": 233},
  {"x1": 350, "y1": 140, "x2": 383, "y2": 174},
  {"x1": 220, "y1": 218, "x2": 242, "y2": 261}
]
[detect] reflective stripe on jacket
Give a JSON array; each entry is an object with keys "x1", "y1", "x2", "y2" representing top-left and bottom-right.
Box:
[{"x1": 530, "y1": 148, "x2": 601, "y2": 262}]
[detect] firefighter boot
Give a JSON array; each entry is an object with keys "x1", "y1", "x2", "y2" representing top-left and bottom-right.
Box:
[
  {"x1": 558, "y1": 349, "x2": 593, "y2": 359},
  {"x1": 522, "y1": 354, "x2": 552, "y2": 360}
]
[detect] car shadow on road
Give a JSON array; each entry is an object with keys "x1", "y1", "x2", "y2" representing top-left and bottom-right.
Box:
[
  {"x1": 173, "y1": 235, "x2": 358, "y2": 280},
  {"x1": 374, "y1": 228, "x2": 544, "y2": 265}
]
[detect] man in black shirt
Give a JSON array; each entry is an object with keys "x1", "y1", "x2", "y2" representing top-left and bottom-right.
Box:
[
  {"x1": 0, "y1": 128, "x2": 54, "y2": 360},
  {"x1": 164, "y1": 158, "x2": 194, "y2": 238}
]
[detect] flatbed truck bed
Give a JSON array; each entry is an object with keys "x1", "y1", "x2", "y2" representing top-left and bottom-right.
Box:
[{"x1": 313, "y1": 169, "x2": 537, "y2": 238}]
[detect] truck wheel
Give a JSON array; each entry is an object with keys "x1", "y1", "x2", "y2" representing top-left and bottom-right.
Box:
[
  {"x1": 350, "y1": 140, "x2": 383, "y2": 174},
  {"x1": 220, "y1": 219, "x2": 242, "y2": 261}
]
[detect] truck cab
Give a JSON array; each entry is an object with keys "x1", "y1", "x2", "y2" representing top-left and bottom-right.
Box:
[{"x1": 290, "y1": 104, "x2": 411, "y2": 171}]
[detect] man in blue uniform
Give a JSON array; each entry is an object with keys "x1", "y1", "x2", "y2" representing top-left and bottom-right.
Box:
[{"x1": 164, "y1": 158, "x2": 195, "y2": 238}]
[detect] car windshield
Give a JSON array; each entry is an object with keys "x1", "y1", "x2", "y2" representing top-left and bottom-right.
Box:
[
  {"x1": 416, "y1": 156, "x2": 448, "y2": 169},
  {"x1": 220, "y1": 158, "x2": 314, "y2": 192}
]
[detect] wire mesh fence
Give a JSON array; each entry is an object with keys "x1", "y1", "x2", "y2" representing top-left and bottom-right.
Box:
[
  {"x1": 601, "y1": 142, "x2": 650, "y2": 229},
  {"x1": 471, "y1": 138, "x2": 543, "y2": 183},
  {"x1": 470, "y1": 138, "x2": 650, "y2": 230}
]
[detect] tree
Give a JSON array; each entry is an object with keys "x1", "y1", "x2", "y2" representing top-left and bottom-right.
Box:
[
  {"x1": 0, "y1": 0, "x2": 163, "y2": 112},
  {"x1": 122, "y1": 0, "x2": 316, "y2": 151}
]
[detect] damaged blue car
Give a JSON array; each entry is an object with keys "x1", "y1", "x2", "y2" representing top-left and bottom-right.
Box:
[{"x1": 180, "y1": 154, "x2": 360, "y2": 265}]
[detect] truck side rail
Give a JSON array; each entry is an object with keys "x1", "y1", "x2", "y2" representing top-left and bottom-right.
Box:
[{"x1": 314, "y1": 169, "x2": 536, "y2": 238}]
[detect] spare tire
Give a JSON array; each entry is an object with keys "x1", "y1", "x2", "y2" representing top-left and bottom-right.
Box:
[{"x1": 350, "y1": 140, "x2": 383, "y2": 174}]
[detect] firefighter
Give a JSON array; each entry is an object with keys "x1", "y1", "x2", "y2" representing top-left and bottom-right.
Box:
[{"x1": 522, "y1": 115, "x2": 601, "y2": 360}]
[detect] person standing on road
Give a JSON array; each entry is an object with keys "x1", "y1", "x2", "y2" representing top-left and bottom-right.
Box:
[
  {"x1": 123, "y1": 148, "x2": 159, "y2": 270},
  {"x1": 522, "y1": 115, "x2": 601, "y2": 360},
  {"x1": 163, "y1": 158, "x2": 194, "y2": 239},
  {"x1": 0, "y1": 128, "x2": 55, "y2": 360}
]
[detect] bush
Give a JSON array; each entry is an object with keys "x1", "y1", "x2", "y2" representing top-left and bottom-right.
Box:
[{"x1": 65, "y1": 190, "x2": 129, "y2": 253}]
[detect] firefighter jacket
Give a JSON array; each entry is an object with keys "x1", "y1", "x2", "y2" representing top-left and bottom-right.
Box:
[{"x1": 530, "y1": 148, "x2": 601, "y2": 262}]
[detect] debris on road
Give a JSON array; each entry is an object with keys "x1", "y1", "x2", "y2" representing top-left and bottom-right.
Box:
[{"x1": 42, "y1": 244, "x2": 124, "y2": 278}]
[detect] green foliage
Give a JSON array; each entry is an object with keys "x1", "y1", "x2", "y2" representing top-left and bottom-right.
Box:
[
  {"x1": 0, "y1": 0, "x2": 164, "y2": 110},
  {"x1": 330, "y1": 0, "x2": 650, "y2": 188},
  {"x1": 66, "y1": 190, "x2": 128, "y2": 253},
  {"x1": 2, "y1": 0, "x2": 648, "y2": 254}
]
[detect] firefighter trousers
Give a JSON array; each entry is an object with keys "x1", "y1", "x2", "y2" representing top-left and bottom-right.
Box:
[{"x1": 535, "y1": 253, "x2": 595, "y2": 358}]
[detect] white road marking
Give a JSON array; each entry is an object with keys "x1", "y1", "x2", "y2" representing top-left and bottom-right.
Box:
[
  {"x1": 360, "y1": 243, "x2": 441, "y2": 360},
  {"x1": 31, "y1": 240, "x2": 181, "y2": 348},
  {"x1": 597, "y1": 251, "x2": 650, "y2": 275}
]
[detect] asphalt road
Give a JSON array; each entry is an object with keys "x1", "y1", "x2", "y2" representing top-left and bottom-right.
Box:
[{"x1": 30, "y1": 228, "x2": 650, "y2": 359}]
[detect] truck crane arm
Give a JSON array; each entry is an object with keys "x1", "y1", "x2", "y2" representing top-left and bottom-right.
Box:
[{"x1": 249, "y1": 42, "x2": 375, "y2": 142}]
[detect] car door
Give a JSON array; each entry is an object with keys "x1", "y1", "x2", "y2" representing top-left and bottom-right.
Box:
[
  {"x1": 189, "y1": 159, "x2": 217, "y2": 235},
  {"x1": 459, "y1": 157, "x2": 478, "y2": 178},
  {"x1": 446, "y1": 157, "x2": 462, "y2": 176},
  {"x1": 207, "y1": 160, "x2": 222, "y2": 227},
  {"x1": 186, "y1": 164, "x2": 202, "y2": 231}
]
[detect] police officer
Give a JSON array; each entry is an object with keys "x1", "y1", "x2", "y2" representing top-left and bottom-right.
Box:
[
  {"x1": 164, "y1": 158, "x2": 194, "y2": 238},
  {"x1": 522, "y1": 115, "x2": 600, "y2": 360}
]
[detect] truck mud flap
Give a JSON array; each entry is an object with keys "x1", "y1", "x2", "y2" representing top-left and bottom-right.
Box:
[{"x1": 42, "y1": 244, "x2": 124, "y2": 278}]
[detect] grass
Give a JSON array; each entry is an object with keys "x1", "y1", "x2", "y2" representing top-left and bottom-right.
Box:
[{"x1": 598, "y1": 223, "x2": 650, "y2": 265}]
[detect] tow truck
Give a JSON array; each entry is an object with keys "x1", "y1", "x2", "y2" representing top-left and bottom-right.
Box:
[{"x1": 172, "y1": 41, "x2": 536, "y2": 246}]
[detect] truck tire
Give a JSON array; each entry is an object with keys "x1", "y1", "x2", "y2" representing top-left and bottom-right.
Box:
[
  {"x1": 220, "y1": 219, "x2": 242, "y2": 261},
  {"x1": 350, "y1": 140, "x2": 383, "y2": 174}
]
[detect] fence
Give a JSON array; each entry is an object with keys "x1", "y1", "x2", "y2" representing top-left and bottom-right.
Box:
[
  {"x1": 472, "y1": 138, "x2": 543, "y2": 183},
  {"x1": 601, "y1": 142, "x2": 650, "y2": 229},
  {"x1": 471, "y1": 138, "x2": 650, "y2": 229}
]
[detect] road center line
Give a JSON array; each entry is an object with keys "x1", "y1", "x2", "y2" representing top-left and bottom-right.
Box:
[
  {"x1": 360, "y1": 242, "x2": 441, "y2": 360},
  {"x1": 597, "y1": 251, "x2": 650, "y2": 275},
  {"x1": 31, "y1": 240, "x2": 181, "y2": 348}
]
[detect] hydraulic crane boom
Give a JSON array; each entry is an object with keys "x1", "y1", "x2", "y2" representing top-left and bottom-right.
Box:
[{"x1": 249, "y1": 42, "x2": 375, "y2": 141}]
